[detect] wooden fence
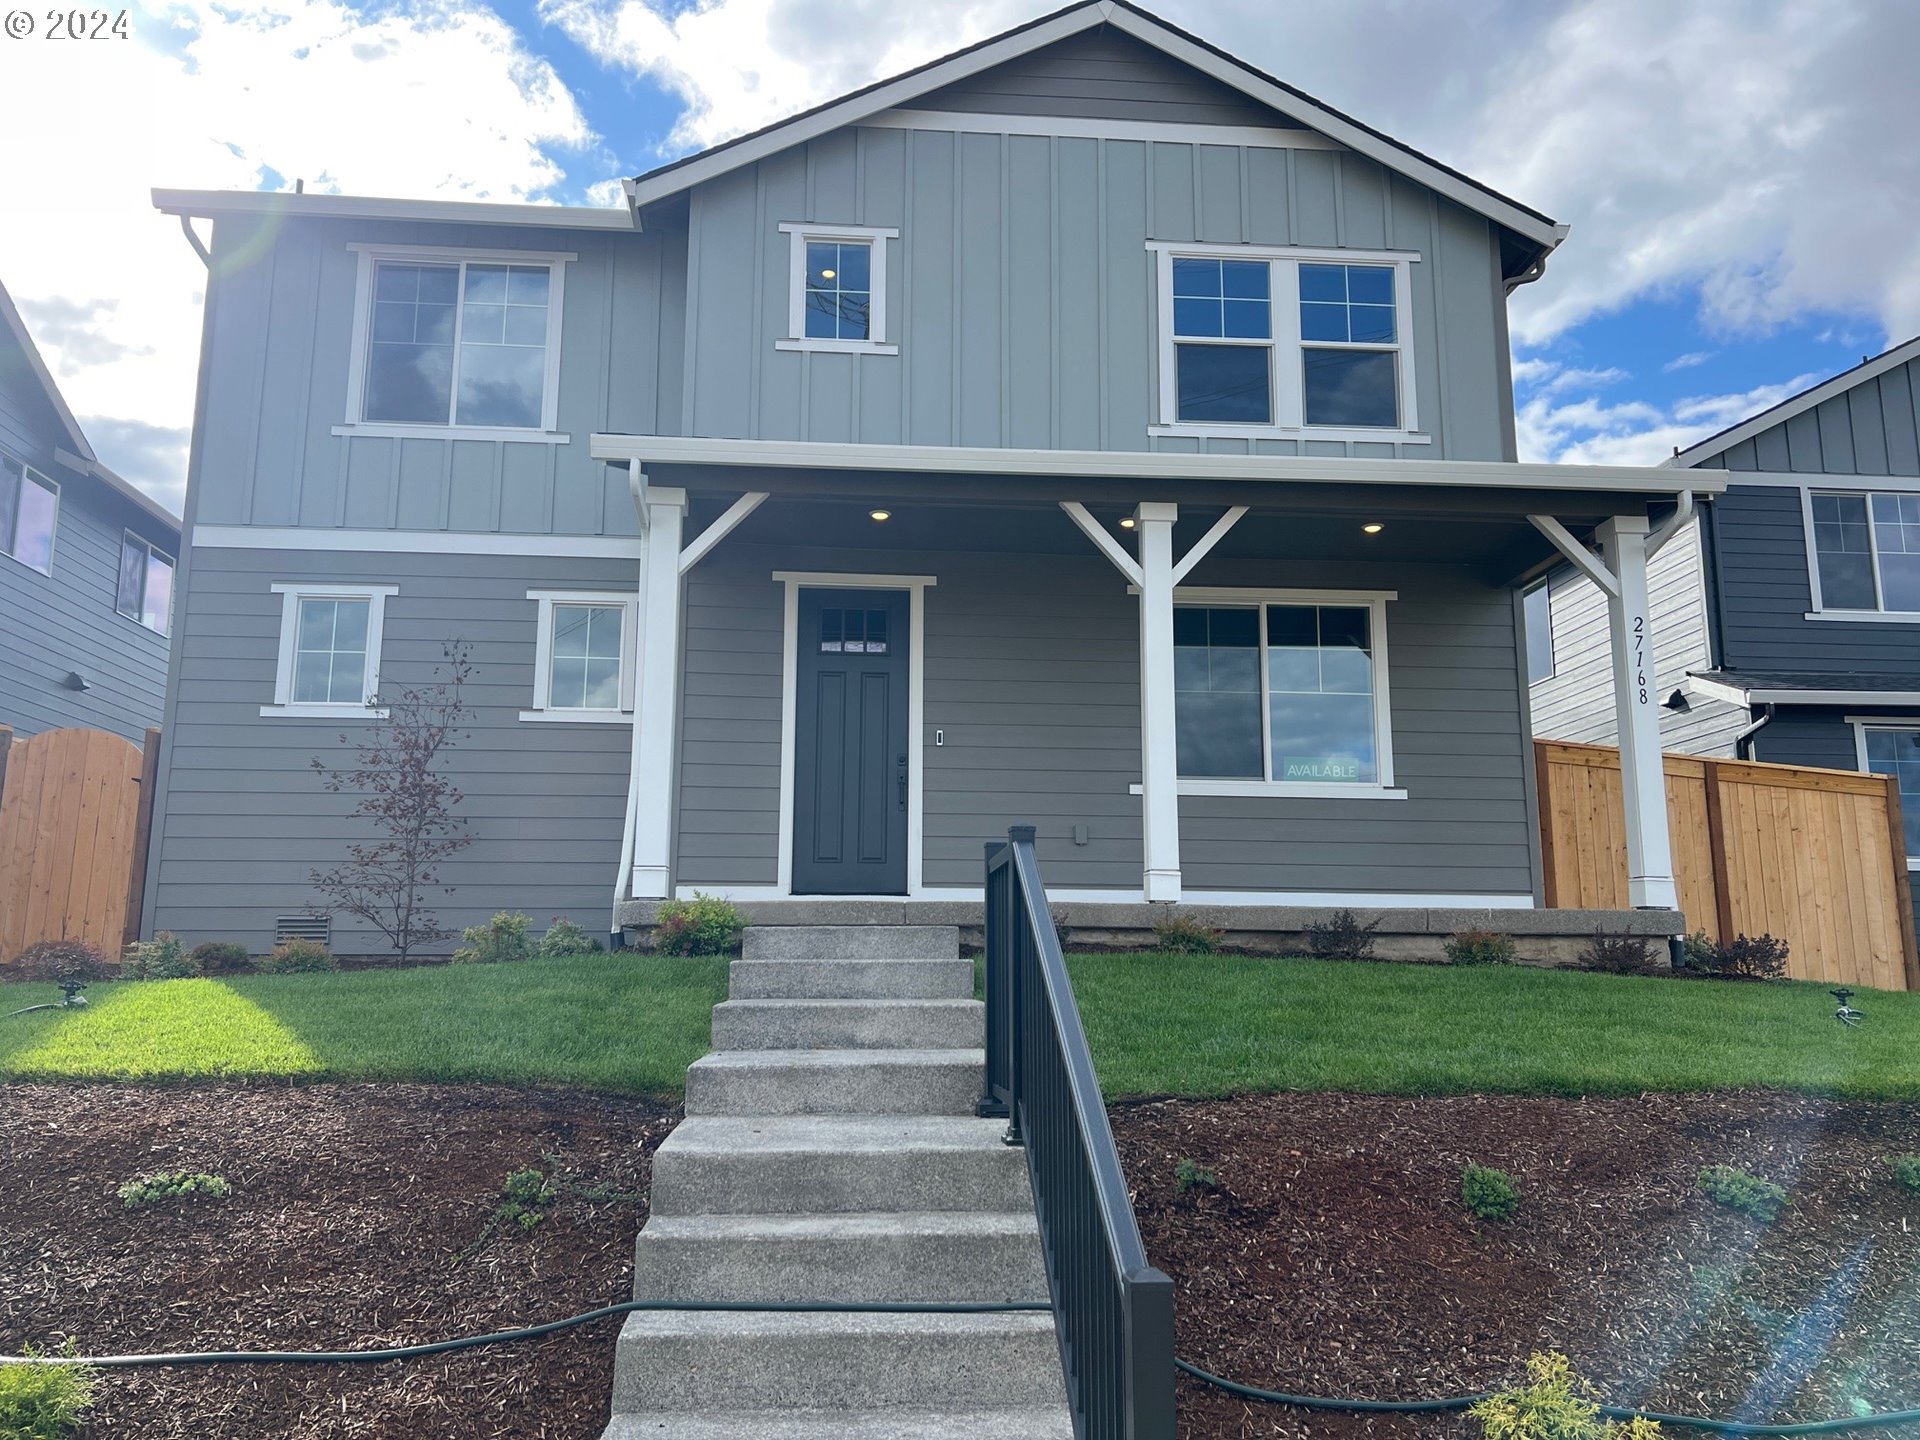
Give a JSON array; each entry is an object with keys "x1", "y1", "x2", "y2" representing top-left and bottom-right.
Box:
[
  {"x1": 0, "y1": 725, "x2": 161, "y2": 963},
  {"x1": 1536, "y1": 739, "x2": 1919, "y2": 991}
]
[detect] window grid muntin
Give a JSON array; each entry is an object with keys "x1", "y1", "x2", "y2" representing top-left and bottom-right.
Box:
[
  {"x1": 362, "y1": 256, "x2": 553, "y2": 430},
  {"x1": 547, "y1": 601, "x2": 624, "y2": 711}
]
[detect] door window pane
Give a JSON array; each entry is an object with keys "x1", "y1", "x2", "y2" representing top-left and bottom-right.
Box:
[
  {"x1": 1303, "y1": 348, "x2": 1398, "y2": 428},
  {"x1": 1173, "y1": 607, "x2": 1262, "y2": 777},
  {"x1": 292, "y1": 598, "x2": 371, "y2": 705},
  {"x1": 549, "y1": 603, "x2": 623, "y2": 710},
  {"x1": 456, "y1": 263, "x2": 549, "y2": 427},
  {"x1": 364, "y1": 262, "x2": 459, "y2": 423},
  {"x1": 804, "y1": 241, "x2": 873, "y2": 341},
  {"x1": 1266, "y1": 604, "x2": 1377, "y2": 784},
  {"x1": 1864, "y1": 728, "x2": 1920, "y2": 857}
]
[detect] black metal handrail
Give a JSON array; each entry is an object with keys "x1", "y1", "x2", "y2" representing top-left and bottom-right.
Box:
[{"x1": 981, "y1": 825, "x2": 1176, "y2": 1439}]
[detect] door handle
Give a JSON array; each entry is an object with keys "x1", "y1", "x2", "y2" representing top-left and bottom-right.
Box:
[{"x1": 897, "y1": 754, "x2": 908, "y2": 809}]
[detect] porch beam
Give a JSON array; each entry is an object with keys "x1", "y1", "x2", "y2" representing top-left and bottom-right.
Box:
[
  {"x1": 678, "y1": 491, "x2": 769, "y2": 576},
  {"x1": 1059, "y1": 501, "x2": 1145, "y2": 587},
  {"x1": 1170, "y1": 504, "x2": 1249, "y2": 585},
  {"x1": 623, "y1": 476, "x2": 690, "y2": 903},
  {"x1": 1134, "y1": 502, "x2": 1183, "y2": 903},
  {"x1": 1527, "y1": 513, "x2": 1619, "y2": 597},
  {"x1": 1596, "y1": 514, "x2": 1679, "y2": 911}
]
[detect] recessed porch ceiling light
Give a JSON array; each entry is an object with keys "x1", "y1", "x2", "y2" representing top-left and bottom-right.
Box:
[
  {"x1": 869, "y1": 508, "x2": 891, "y2": 522},
  {"x1": 1363, "y1": 523, "x2": 1384, "y2": 534}
]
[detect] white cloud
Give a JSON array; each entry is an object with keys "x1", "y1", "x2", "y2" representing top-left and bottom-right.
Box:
[
  {"x1": 0, "y1": 0, "x2": 599, "y2": 512},
  {"x1": 1663, "y1": 351, "x2": 1715, "y2": 373},
  {"x1": 1516, "y1": 370, "x2": 1819, "y2": 466}
]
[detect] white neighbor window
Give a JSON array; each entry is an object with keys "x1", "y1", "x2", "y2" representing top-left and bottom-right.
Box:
[
  {"x1": 116, "y1": 532, "x2": 176, "y2": 636},
  {"x1": 339, "y1": 245, "x2": 571, "y2": 440},
  {"x1": 1806, "y1": 489, "x2": 1920, "y2": 617},
  {"x1": 0, "y1": 452, "x2": 59, "y2": 575},
  {"x1": 521, "y1": 590, "x2": 638, "y2": 723},
  {"x1": 1853, "y1": 719, "x2": 1920, "y2": 867},
  {"x1": 1165, "y1": 588, "x2": 1402, "y2": 798},
  {"x1": 776, "y1": 224, "x2": 898, "y2": 355},
  {"x1": 1149, "y1": 243, "x2": 1422, "y2": 443},
  {"x1": 264, "y1": 583, "x2": 398, "y2": 719}
]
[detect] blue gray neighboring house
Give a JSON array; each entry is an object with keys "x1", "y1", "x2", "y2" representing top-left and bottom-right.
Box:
[
  {"x1": 144, "y1": 0, "x2": 1709, "y2": 954},
  {"x1": 0, "y1": 279, "x2": 179, "y2": 743},
  {"x1": 1529, "y1": 335, "x2": 1920, "y2": 908}
]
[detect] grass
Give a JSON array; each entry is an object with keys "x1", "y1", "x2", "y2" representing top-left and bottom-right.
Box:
[
  {"x1": 1064, "y1": 952, "x2": 1920, "y2": 1100},
  {"x1": 0, "y1": 954, "x2": 728, "y2": 1095}
]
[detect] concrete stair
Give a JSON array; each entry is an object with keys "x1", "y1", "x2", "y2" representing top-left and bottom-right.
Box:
[{"x1": 602, "y1": 925, "x2": 1067, "y2": 1438}]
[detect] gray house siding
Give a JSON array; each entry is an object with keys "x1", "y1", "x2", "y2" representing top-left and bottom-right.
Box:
[
  {"x1": 147, "y1": 545, "x2": 635, "y2": 950},
  {"x1": 1704, "y1": 356, "x2": 1920, "y2": 480}
]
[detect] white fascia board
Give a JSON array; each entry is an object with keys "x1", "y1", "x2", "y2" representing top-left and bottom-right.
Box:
[
  {"x1": 1699, "y1": 470, "x2": 1920, "y2": 495},
  {"x1": 151, "y1": 188, "x2": 637, "y2": 232},
  {"x1": 1752, "y1": 689, "x2": 1920, "y2": 706},
  {"x1": 194, "y1": 524, "x2": 645, "y2": 559},
  {"x1": 1684, "y1": 675, "x2": 1753, "y2": 708},
  {"x1": 1668, "y1": 334, "x2": 1920, "y2": 468},
  {"x1": 591, "y1": 434, "x2": 1717, "y2": 498},
  {"x1": 864, "y1": 108, "x2": 1343, "y2": 152}
]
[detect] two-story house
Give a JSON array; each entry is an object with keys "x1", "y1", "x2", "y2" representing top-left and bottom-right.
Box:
[
  {"x1": 1531, "y1": 337, "x2": 1920, "y2": 911},
  {"x1": 145, "y1": 0, "x2": 1711, "y2": 954},
  {"x1": 1, "y1": 279, "x2": 179, "y2": 743}
]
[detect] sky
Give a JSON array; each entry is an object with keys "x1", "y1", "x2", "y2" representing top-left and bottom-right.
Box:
[{"x1": 1, "y1": 0, "x2": 1917, "y2": 516}]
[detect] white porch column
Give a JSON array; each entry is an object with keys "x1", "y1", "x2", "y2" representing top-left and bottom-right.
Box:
[
  {"x1": 1596, "y1": 514, "x2": 1678, "y2": 910},
  {"x1": 627, "y1": 485, "x2": 688, "y2": 901},
  {"x1": 1135, "y1": 501, "x2": 1182, "y2": 903}
]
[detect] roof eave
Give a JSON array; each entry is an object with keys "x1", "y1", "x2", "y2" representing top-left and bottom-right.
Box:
[
  {"x1": 0, "y1": 280, "x2": 94, "y2": 462},
  {"x1": 151, "y1": 188, "x2": 638, "y2": 232}
]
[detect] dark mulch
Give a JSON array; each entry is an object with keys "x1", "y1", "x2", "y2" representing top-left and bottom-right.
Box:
[
  {"x1": 1113, "y1": 1091, "x2": 1920, "y2": 1439},
  {"x1": 0, "y1": 1082, "x2": 675, "y2": 1438}
]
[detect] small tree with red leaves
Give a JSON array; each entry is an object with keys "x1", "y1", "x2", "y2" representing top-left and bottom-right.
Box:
[{"x1": 309, "y1": 643, "x2": 474, "y2": 962}]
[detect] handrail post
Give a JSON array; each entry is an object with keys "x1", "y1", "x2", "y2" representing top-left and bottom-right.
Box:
[
  {"x1": 1001, "y1": 824, "x2": 1036, "y2": 1149},
  {"x1": 978, "y1": 840, "x2": 1009, "y2": 1117}
]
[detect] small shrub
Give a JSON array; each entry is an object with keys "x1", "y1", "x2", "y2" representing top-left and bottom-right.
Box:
[
  {"x1": 121, "y1": 932, "x2": 197, "y2": 981},
  {"x1": 1679, "y1": 929, "x2": 1715, "y2": 971},
  {"x1": 1697, "y1": 1164, "x2": 1787, "y2": 1221},
  {"x1": 1445, "y1": 929, "x2": 1517, "y2": 967},
  {"x1": 1150, "y1": 909, "x2": 1222, "y2": 955},
  {"x1": 1175, "y1": 1158, "x2": 1219, "y2": 1194},
  {"x1": 1886, "y1": 1155, "x2": 1920, "y2": 1195},
  {"x1": 190, "y1": 941, "x2": 253, "y2": 976},
  {"x1": 1303, "y1": 908, "x2": 1380, "y2": 961},
  {"x1": 118, "y1": 1170, "x2": 231, "y2": 1209},
  {"x1": 499, "y1": 1166, "x2": 557, "y2": 1232},
  {"x1": 10, "y1": 940, "x2": 113, "y2": 987},
  {"x1": 653, "y1": 893, "x2": 746, "y2": 956},
  {"x1": 0, "y1": 1343, "x2": 96, "y2": 1439},
  {"x1": 453, "y1": 911, "x2": 534, "y2": 965},
  {"x1": 1580, "y1": 930, "x2": 1655, "y2": 975},
  {"x1": 1461, "y1": 1164, "x2": 1520, "y2": 1221},
  {"x1": 257, "y1": 938, "x2": 336, "y2": 974},
  {"x1": 1470, "y1": 1351, "x2": 1664, "y2": 1438},
  {"x1": 1690, "y1": 933, "x2": 1790, "y2": 981},
  {"x1": 533, "y1": 916, "x2": 602, "y2": 959}
]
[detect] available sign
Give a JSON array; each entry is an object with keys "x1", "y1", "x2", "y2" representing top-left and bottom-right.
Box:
[{"x1": 1282, "y1": 757, "x2": 1362, "y2": 781}]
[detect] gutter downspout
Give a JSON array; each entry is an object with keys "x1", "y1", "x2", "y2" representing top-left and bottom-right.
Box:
[
  {"x1": 612, "y1": 462, "x2": 651, "y2": 941},
  {"x1": 179, "y1": 215, "x2": 211, "y2": 268},
  {"x1": 1734, "y1": 702, "x2": 1775, "y2": 762}
]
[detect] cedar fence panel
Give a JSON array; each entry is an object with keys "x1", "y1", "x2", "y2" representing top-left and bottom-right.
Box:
[
  {"x1": 1536, "y1": 739, "x2": 1920, "y2": 992},
  {"x1": 0, "y1": 726, "x2": 158, "y2": 963}
]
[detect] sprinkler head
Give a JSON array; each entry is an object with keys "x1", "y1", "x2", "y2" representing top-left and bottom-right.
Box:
[{"x1": 58, "y1": 980, "x2": 88, "y2": 1008}]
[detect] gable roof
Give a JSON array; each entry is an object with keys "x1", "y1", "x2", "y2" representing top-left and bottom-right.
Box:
[
  {"x1": 0, "y1": 277, "x2": 94, "y2": 462},
  {"x1": 1668, "y1": 334, "x2": 1920, "y2": 469},
  {"x1": 624, "y1": 0, "x2": 1567, "y2": 279}
]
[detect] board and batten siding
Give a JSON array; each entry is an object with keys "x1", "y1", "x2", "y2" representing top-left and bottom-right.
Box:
[
  {"x1": 147, "y1": 545, "x2": 635, "y2": 950},
  {"x1": 190, "y1": 213, "x2": 686, "y2": 538},
  {"x1": 674, "y1": 543, "x2": 1536, "y2": 900},
  {"x1": 681, "y1": 121, "x2": 1516, "y2": 461}
]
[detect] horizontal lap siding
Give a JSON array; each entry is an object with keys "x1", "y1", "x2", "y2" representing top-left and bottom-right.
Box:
[{"x1": 148, "y1": 547, "x2": 636, "y2": 951}]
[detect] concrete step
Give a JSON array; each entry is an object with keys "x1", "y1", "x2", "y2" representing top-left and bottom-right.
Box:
[
  {"x1": 729, "y1": 957, "x2": 975, "y2": 1001},
  {"x1": 711, "y1": 999, "x2": 984, "y2": 1051},
  {"x1": 685, "y1": 1049, "x2": 983, "y2": 1117},
  {"x1": 742, "y1": 926, "x2": 960, "y2": 961},
  {"x1": 649, "y1": 1116, "x2": 1030, "y2": 1216},
  {"x1": 603, "y1": 1406, "x2": 1074, "y2": 1439},
  {"x1": 609, "y1": 1310, "x2": 1065, "y2": 1413},
  {"x1": 632, "y1": 1212, "x2": 1048, "y2": 1304}
]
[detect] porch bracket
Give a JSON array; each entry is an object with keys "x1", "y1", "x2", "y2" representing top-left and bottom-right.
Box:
[
  {"x1": 1528, "y1": 513, "x2": 1618, "y2": 597},
  {"x1": 1170, "y1": 504, "x2": 1250, "y2": 585},
  {"x1": 1060, "y1": 501, "x2": 1144, "y2": 587},
  {"x1": 679, "y1": 491, "x2": 770, "y2": 576}
]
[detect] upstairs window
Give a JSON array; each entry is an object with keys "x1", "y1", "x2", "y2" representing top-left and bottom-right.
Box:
[
  {"x1": 116, "y1": 533, "x2": 175, "y2": 636},
  {"x1": 1152, "y1": 244, "x2": 1420, "y2": 441},
  {"x1": 342, "y1": 246, "x2": 569, "y2": 437},
  {"x1": 778, "y1": 224, "x2": 898, "y2": 355},
  {"x1": 0, "y1": 453, "x2": 58, "y2": 575},
  {"x1": 1811, "y1": 490, "x2": 1920, "y2": 614}
]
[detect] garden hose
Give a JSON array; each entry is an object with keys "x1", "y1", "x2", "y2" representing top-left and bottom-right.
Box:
[{"x1": 8, "y1": 1300, "x2": 1920, "y2": 1434}]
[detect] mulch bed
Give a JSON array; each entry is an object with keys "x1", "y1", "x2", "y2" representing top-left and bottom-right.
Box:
[
  {"x1": 1113, "y1": 1092, "x2": 1920, "y2": 1439},
  {"x1": 0, "y1": 1083, "x2": 675, "y2": 1438}
]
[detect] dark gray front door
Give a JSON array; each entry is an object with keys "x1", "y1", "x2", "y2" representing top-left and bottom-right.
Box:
[{"x1": 793, "y1": 588, "x2": 910, "y2": 895}]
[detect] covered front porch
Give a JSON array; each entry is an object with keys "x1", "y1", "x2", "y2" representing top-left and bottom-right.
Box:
[{"x1": 592, "y1": 436, "x2": 1718, "y2": 928}]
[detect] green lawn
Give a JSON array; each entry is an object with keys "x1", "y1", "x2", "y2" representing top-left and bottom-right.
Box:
[
  {"x1": 1066, "y1": 952, "x2": 1920, "y2": 1100},
  {"x1": 0, "y1": 955, "x2": 728, "y2": 1095}
]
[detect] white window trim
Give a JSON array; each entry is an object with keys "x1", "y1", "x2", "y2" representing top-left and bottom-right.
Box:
[
  {"x1": 263, "y1": 582, "x2": 398, "y2": 719},
  {"x1": 775, "y1": 223, "x2": 900, "y2": 355},
  {"x1": 1159, "y1": 585, "x2": 1401, "y2": 799},
  {"x1": 0, "y1": 455, "x2": 59, "y2": 577},
  {"x1": 114, "y1": 529, "x2": 175, "y2": 635},
  {"x1": 1801, "y1": 484, "x2": 1920, "y2": 622},
  {"x1": 1147, "y1": 241, "x2": 1424, "y2": 443},
  {"x1": 520, "y1": 589, "x2": 639, "y2": 724},
  {"x1": 339, "y1": 243, "x2": 573, "y2": 441},
  {"x1": 1849, "y1": 714, "x2": 1920, "y2": 868}
]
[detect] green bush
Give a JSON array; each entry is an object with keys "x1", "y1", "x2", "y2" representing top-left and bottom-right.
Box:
[
  {"x1": 1470, "y1": 1351, "x2": 1665, "y2": 1438},
  {"x1": 1303, "y1": 908, "x2": 1380, "y2": 961},
  {"x1": 0, "y1": 1343, "x2": 96, "y2": 1440},
  {"x1": 122, "y1": 932, "x2": 197, "y2": 981},
  {"x1": 1461, "y1": 1163, "x2": 1520, "y2": 1221},
  {"x1": 653, "y1": 894, "x2": 746, "y2": 956},
  {"x1": 190, "y1": 941, "x2": 253, "y2": 975},
  {"x1": 118, "y1": 1170, "x2": 231, "y2": 1209},
  {"x1": 453, "y1": 911, "x2": 534, "y2": 965},
  {"x1": 533, "y1": 916, "x2": 602, "y2": 959},
  {"x1": 1445, "y1": 930, "x2": 1518, "y2": 967},
  {"x1": 1887, "y1": 1155, "x2": 1920, "y2": 1194},
  {"x1": 1174, "y1": 1158, "x2": 1219, "y2": 1194},
  {"x1": 1150, "y1": 910, "x2": 1222, "y2": 955},
  {"x1": 256, "y1": 937, "x2": 336, "y2": 974},
  {"x1": 9, "y1": 940, "x2": 113, "y2": 987},
  {"x1": 1697, "y1": 1164, "x2": 1787, "y2": 1221},
  {"x1": 1687, "y1": 933, "x2": 1790, "y2": 981}
]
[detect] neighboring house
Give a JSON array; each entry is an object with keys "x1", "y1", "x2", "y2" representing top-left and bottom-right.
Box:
[
  {"x1": 145, "y1": 0, "x2": 1709, "y2": 953},
  {"x1": 0, "y1": 280, "x2": 180, "y2": 743},
  {"x1": 1529, "y1": 337, "x2": 1920, "y2": 906}
]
